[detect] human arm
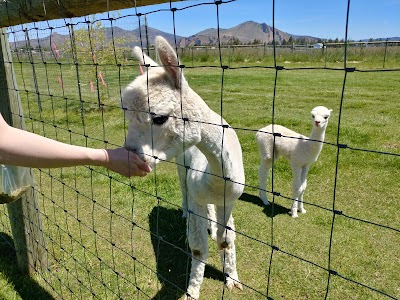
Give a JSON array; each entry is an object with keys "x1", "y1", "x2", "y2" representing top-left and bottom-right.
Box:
[{"x1": 0, "y1": 113, "x2": 151, "y2": 177}]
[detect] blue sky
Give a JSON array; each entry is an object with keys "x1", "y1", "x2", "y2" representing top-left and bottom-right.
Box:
[
  {"x1": 8, "y1": 0, "x2": 400, "y2": 41},
  {"x1": 114, "y1": 0, "x2": 400, "y2": 40}
]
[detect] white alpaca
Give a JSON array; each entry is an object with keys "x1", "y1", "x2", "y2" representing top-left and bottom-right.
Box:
[
  {"x1": 121, "y1": 36, "x2": 244, "y2": 299},
  {"x1": 256, "y1": 106, "x2": 332, "y2": 218}
]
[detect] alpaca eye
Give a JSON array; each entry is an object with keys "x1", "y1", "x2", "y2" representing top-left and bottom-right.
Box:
[
  {"x1": 152, "y1": 115, "x2": 169, "y2": 125},
  {"x1": 324, "y1": 116, "x2": 328, "y2": 119},
  {"x1": 312, "y1": 115, "x2": 315, "y2": 118}
]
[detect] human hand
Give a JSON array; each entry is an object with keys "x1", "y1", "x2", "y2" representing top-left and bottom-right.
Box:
[{"x1": 102, "y1": 148, "x2": 152, "y2": 177}]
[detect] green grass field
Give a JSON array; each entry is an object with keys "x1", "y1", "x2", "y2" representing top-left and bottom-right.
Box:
[{"x1": 0, "y1": 49, "x2": 399, "y2": 300}]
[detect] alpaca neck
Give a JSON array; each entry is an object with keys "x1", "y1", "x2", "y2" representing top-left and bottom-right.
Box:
[
  {"x1": 196, "y1": 121, "x2": 232, "y2": 179},
  {"x1": 185, "y1": 90, "x2": 242, "y2": 184},
  {"x1": 308, "y1": 126, "x2": 326, "y2": 154},
  {"x1": 182, "y1": 92, "x2": 244, "y2": 203}
]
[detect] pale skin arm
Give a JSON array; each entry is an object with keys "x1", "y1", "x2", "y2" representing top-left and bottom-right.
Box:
[{"x1": 0, "y1": 113, "x2": 151, "y2": 177}]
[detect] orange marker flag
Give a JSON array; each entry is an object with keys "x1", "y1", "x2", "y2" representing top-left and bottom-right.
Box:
[
  {"x1": 98, "y1": 72, "x2": 107, "y2": 87},
  {"x1": 57, "y1": 76, "x2": 64, "y2": 89}
]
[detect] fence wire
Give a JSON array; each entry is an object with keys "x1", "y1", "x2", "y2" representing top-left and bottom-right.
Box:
[{"x1": 0, "y1": 0, "x2": 399, "y2": 299}]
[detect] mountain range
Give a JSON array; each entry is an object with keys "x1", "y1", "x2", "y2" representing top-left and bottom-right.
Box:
[
  {"x1": 10, "y1": 21, "x2": 318, "y2": 50},
  {"x1": 10, "y1": 21, "x2": 397, "y2": 50}
]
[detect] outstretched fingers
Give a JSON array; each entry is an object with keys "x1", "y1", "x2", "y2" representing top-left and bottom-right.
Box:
[
  {"x1": 103, "y1": 148, "x2": 152, "y2": 177},
  {"x1": 128, "y1": 150, "x2": 152, "y2": 175}
]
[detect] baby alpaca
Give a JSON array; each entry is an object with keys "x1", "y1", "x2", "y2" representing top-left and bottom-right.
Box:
[
  {"x1": 122, "y1": 36, "x2": 244, "y2": 299},
  {"x1": 256, "y1": 106, "x2": 332, "y2": 218}
]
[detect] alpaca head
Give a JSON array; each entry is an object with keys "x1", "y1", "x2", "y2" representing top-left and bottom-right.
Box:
[
  {"x1": 311, "y1": 106, "x2": 332, "y2": 129},
  {"x1": 121, "y1": 36, "x2": 202, "y2": 167}
]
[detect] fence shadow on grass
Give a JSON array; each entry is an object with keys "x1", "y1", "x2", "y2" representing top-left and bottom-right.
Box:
[
  {"x1": 0, "y1": 232, "x2": 54, "y2": 300},
  {"x1": 149, "y1": 206, "x2": 225, "y2": 299},
  {"x1": 239, "y1": 192, "x2": 291, "y2": 217}
]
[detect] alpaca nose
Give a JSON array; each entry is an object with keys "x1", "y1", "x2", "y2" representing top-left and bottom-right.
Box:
[
  {"x1": 315, "y1": 121, "x2": 321, "y2": 126},
  {"x1": 125, "y1": 145, "x2": 144, "y2": 160},
  {"x1": 124, "y1": 144, "x2": 136, "y2": 152}
]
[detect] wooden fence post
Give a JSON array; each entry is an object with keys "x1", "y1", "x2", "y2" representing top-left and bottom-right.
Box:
[{"x1": 0, "y1": 28, "x2": 48, "y2": 274}]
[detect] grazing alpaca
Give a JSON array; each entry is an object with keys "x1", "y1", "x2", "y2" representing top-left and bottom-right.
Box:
[
  {"x1": 122, "y1": 36, "x2": 245, "y2": 299},
  {"x1": 256, "y1": 106, "x2": 332, "y2": 218}
]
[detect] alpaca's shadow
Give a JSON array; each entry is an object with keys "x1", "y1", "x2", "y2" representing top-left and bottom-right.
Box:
[
  {"x1": 0, "y1": 232, "x2": 54, "y2": 300},
  {"x1": 149, "y1": 206, "x2": 224, "y2": 299},
  {"x1": 239, "y1": 192, "x2": 290, "y2": 217}
]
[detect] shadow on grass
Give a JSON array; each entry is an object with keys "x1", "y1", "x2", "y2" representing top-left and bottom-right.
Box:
[
  {"x1": 149, "y1": 206, "x2": 225, "y2": 299},
  {"x1": 239, "y1": 192, "x2": 290, "y2": 217},
  {"x1": 0, "y1": 232, "x2": 54, "y2": 300}
]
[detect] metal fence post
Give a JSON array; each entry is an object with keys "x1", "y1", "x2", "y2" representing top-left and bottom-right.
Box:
[{"x1": 383, "y1": 38, "x2": 389, "y2": 68}]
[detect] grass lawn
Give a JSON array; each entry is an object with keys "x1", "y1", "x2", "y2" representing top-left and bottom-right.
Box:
[{"x1": 0, "y1": 51, "x2": 399, "y2": 300}]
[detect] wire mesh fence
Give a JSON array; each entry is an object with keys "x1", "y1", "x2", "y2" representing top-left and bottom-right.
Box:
[{"x1": 0, "y1": 0, "x2": 399, "y2": 299}]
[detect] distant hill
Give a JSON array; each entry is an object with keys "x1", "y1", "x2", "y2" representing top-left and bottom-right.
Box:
[
  {"x1": 360, "y1": 37, "x2": 400, "y2": 42},
  {"x1": 10, "y1": 26, "x2": 183, "y2": 50},
  {"x1": 179, "y1": 21, "x2": 320, "y2": 46}
]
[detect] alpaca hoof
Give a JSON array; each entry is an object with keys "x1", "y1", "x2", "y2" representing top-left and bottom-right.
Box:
[
  {"x1": 184, "y1": 291, "x2": 199, "y2": 300},
  {"x1": 235, "y1": 281, "x2": 244, "y2": 291},
  {"x1": 300, "y1": 208, "x2": 307, "y2": 214},
  {"x1": 259, "y1": 195, "x2": 270, "y2": 205},
  {"x1": 290, "y1": 211, "x2": 299, "y2": 218},
  {"x1": 226, "y1": 279, "x2": 243, "y2": 291}
]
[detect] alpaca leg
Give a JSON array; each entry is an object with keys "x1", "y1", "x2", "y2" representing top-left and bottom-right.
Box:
[
  {"x1": 298, "y1": 181, "x2": 307, "y2": 214},
  {"x1": 298, "y1": 166, "x2": 310, "y2": 214},
  {"x1": 185, "y1": 203, "x2": 209, "y2": 300},
  {"x1": 207, "y1": 204, "x2": 217, "y2": 241},
  {"x1": 258, "y1": 158, "x2": 272, "y2": 205},
  {"x1": 290, "y1": 166, "x2": 302, "y2": 218},
  {"x1": 177, "y1": 154, "x2": 190, "y2": 218},
  {"x1": 216, "y1": 205, "x2": 242, "y2": 291},
  {"x1": 182, "y1": 196, "x2": 189, "y2": 218}
]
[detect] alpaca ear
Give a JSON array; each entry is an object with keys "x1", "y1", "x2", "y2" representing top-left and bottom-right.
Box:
[
  {"x1": 133, "y1": 46, "x2": 158, "y2": 68},
  {"x1": 155, "y1": 35, "x2": 184, "y2": 89}
]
